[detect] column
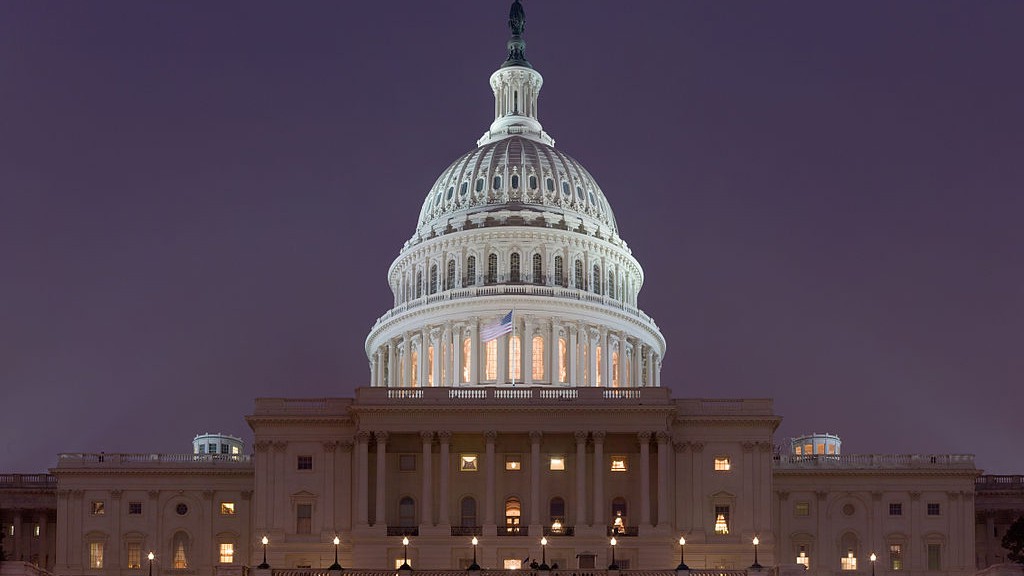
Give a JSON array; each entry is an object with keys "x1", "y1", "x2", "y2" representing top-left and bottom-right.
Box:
[
  {"x1": 429, "y1": 329, "x2": 441, "y2": 386},
  {"x1": 403, "y1": 336, "x2": 412, "y2": 387},
  {"x1": 674, "y1": 442, "x2": 689, "y2": 530},
  {"x1": 656, "y1": 431, "x2": 670, "y2": 527},
  {"x1": 387, "y1": 342, "x2": 396, "y2": 387},
  {"x1": 13, "y1": 510, "x2": 23, "y2": 562},
  {"x1": 742, "y1": 442, "x2": 755, "y2": 532},
  {"x1": 323, "y1": 442, "x2": 338, "y2": 532},
  {"x1": 575, "y1": 431, "x2": 588, "y2": 526},
  {"x1": 588, "y1": 328, "x2": 599, "y2": 386},
  {"x1": 639, "y1": 432, "x2": 652, "y2": 525},
  {"x1": 568, "y1": 325, "x2": 578, "y2": 385},
  {"x1": 452, "y1": 325, "x2": 462, "y2": 385},
  {"x1": 374, "y1": 432, "x2": 388, "y2": 526},
  {"x1": 418, "y1": 332, "x2": 428, "y2": 387},
  {"x1": 645, "y1": 348, "x2": 653, "y2": 387},
  {"x1": 421, "y1": 432, "x2": 433, "y2": 526},
  {"x1": 484, "y1": 431, "x2": 497, "y2": 525},
  {"x1": 356, "y1": 432, "x2": 370, "y2": 526},
  {"x1": 592, "y1": 431, "x2": 606, "y2": 525},
  {"x1": 39, "y1": 510, "x2": 49, "y2": 569},
  {"x1": 616, "y1": 332, "x2": 626, "y2": 387},
  {"x1": 469, "y1": 321, "x2": 479, "y2": 385},
  {"x1": 691, "y1": 443, "x2": 704, "y2": 530},
  {"x1": 523, "y1": 317, "x2": 534, "y2": 385},
  {"x1": 438, "y1": 432, "x2": 451, "y2": 526},
  {"x1": 600, "y1": 329, "x2": 610, "y2": 387},
  {"x1": 632, "y1": 341, "x2": 642, "y2": 387},
  {"x1": 550, "y1": 322, "x2": 559, "y2": 384},
  {"x1": 530, "y1": 432, "x2": 542, "y2": 525},
  {"x1": 654, "y1": 355, "x2": 661, "y2": 387}
]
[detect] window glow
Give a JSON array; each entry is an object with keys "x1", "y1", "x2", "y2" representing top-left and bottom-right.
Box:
[
  {"x1": 411, "y1": 350, "x2": 418, "y2": 387},
  {"x1": 532, "y1": 336, "x2": 544, "y2": 380},
  {"x1": 611, "y1": 351, "x2": 619, "y2": 387},
  {"x1": 595, "y1": 346, "x2": 602, "y2": 386},
  {"x1": 890, "y1": 544, "x2": 903, "y2": 570},
  {"x1": 714, "y1": 457, "x2": 731, "y2": 471},
  {"x1": 794, "y1": 502, "x2": 809, "y2": 516},
  {"x1": 841, "y1": 551, "x2": 857, "y2": 571},
  {"x1": 428, "y1": 346, "x2": 434, "y2": 386},
  {"x1": 714, "y1": 506, "x2": 729, "y2": 535},
  {"x1": 549, "y1": 456, "x2": 565, "y2": 471},
  {"x1": 610, "y1": 457, "x2": 627, "y2": 472},
  {"x1": 558, "y1": 338, "x2": 567, "y2": 383},
  {"x1": 462, "y1": 338, "x2": 471, "y2": 383},
  {"x1": 91, "y1": 501, "x2": 105, "y2": 515},
  {"x1": 460, "y1": 454, "x2": 478, "y2": 471},
  {"x1": 127, "y1": 543, "x2": 141, "y2": 569},
  {"x1": 797, "y1": 551, "x2": 809, "y2": 568},
  {"x1": 504, "y1": 559, "x2": 522, "y2": 570},
  {"x1": 505, "y1": 456, "x2": 521, "y2": 471},
  {"x1": 219, "y1": 543, "x2": 234, "y2": 564},
  {"x1": 90, "y1": 542, "x2": 104, "y2": 569},
  {"x1": 173, "y1": 534, "x2": 188, "y2": 569},
  {"x1": 485, "y1": 340, "x2": 497, "y2": 380},
  {"x1": 220, "y1": 502, "x2": 235, "y2": 515},
  {"x1": 509, "y1": 335, "x2": 521, "y2": 380}
]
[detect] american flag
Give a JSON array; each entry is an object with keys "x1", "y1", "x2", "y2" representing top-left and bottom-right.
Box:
[{"x1": 480, "y1": 310, "x2": 514, "y2": 342}]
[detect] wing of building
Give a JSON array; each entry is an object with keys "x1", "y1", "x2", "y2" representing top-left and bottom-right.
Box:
[{"x1": 4, "y1": 2, "x2": 1017, "y2": 576}]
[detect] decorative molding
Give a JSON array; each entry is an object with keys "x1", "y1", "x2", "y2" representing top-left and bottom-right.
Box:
[
  {"x1": 374, "y1": 431, "x2": 389, "y2": 444},
  {"x1": 420, "y1": 431, "x2": 435, "y2": 443},
  {"x1": 485, "y1": 430, "x2": 499, "y2": 442},
  {"x1": 741, "y1": 442, "x2": 755, "y2": 453},
  {"x1": 355, "y1": 431, "x2": 372, "y2": 443},
  {"x1": 673, "y1": 441, "x2": 688, "y2": 454},
  {"x1": 637, "y1": 431, "x2": 652, "y2": 443},
  {"x1": 322, "y1": 441, "x2": 339, "y2": 452},
  {"x1": 109, "y1": 490, "x2": 122, "y2": 500},
  {"x1": 437, "y1": 431, "x2": 452, "y2": 443},
  {"x1": 690, "y1": 442, "x2": 704, "y2": 453},
  {"x1": 271, "y1": 441, "x2": 288, "y2": 452},
  {"x1": 574, "y1": 430, "x2": 589, "y2": 443},
  {"x1": 591, "y1": 430, "x2": 606, "y2": 442},
  {"x1": 655, "y1": 431, "x2": 670, "y2": 443}
]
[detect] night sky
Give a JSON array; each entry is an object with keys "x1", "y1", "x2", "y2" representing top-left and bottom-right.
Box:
[{"x1": 2, "y1": 1, "x2": 1022, "y2": 475}]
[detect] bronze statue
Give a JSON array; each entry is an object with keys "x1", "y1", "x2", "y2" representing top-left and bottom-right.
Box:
[{"x1": 509, "y1": 0, "x2": 526, "y2": 36}]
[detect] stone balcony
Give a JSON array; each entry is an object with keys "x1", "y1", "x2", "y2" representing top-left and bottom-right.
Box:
[
  {"x1": 773, "y1": 453, "x2": 975, "y2": 469},
  {"x1": 0, "y1": 473, "x2": 57, "y2": 488},
  {"x1": 55, "y1": 452, "x2": 252, "y2": 468},
  {"x1": 355, "y1": 386, "x2": 672, "y2": 406}
]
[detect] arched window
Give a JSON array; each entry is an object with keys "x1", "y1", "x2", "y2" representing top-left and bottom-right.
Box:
[
  {"x1": 447, "y1": 260, "x2": 456, "y2": 290},
  {"x1": 608, "y1": 272, "x2": 615, "y2": 299},
  {"x1": 595, "y1": 346, "x2": 602, "y2": 386},
  {"x1": 427, "y1": 346, "x2": 434, "y2": 386},
  {"x1": 549, "y1": 497, "x2": 566, "y2": 524},
  {"x1": 172, "y1": 532, "x2": 190, "y2": 569},
  {"x1": 612, "y1": 351, "x2": 620, "y2": 388},
  {"x1": 487, "y1": 254, "x2": 498, "y2": 284},
  {"x1": 558, "y1": 338, "x2": 567, "y2": 383},
  {"x1": 574, "y1": 260, "x2": 584, "y2": 290},
  {"x1": 462, "y1": 338, "x2": 471, "y2": 383},
  {"x1": 509, "y1": 253, "x2": 521, "y2": 282},
  {"x1": 611, "y1": 498, "x2": 628, "y2": 534},
  {"x1": 398, "y1": 497, "x2": 416, "y2": 527},
  {"x1": 593, "y1": 265, "x2": 601, "y2": 294},
  {"x1": 508, "y1": 335, "x2": 521, "y2": 381},
  {"x1": 505, "y1": 497, "x2": 521, "y2": 532},
  {"x1": 485, "y1": 340, "x2": 497, "y2": 380},
  {"x1": 532, "y1": 336, "x2": 544, "y2": 381},
  {"x1": 429, "y1": 265, "x2": 438, "y2": 295},
  {"x1": 532, "y1": 253, "x2": 543, "y2": 284},
  {"x1": 530, "y1": 175, "x2": 538, "y2": 190},
  {"x1": 416, "y1": 271, "x2": 423, "y2": 298},
  {"x1": 493, "y1": 175, "x2": 502, "y2": 190},
  {"x1": 466, "y1": 256, "x2": 476, "y2": 286},
  {"x1": 411, "y1": 350, "x2": 418, "y2": 387},
  {"x1": 554, "y1": 256, "x2": 564, "y2": 286},
  {"x1": 460, "y1": 497, "x2": 477, "y2": 527},
  {"x1": 511, "y1": 174, "x2": 520, "y2": 189},
  {"x1": 475, "y1": 178, "x2": 484, "y2": 192}
]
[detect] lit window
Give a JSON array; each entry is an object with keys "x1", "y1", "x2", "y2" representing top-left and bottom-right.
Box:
[
  {"x1": 219, "y1": 543, "x2": 234, "y2": 564},
  {"x1": 172, "y1": 532, "x2": 189, "y2": 569},
  {"x1": 714, "y1": 506, "x2": 730, "y2": 534},
  {"x1": 532, "y1": 336, "x2": 544, "y2": 380},
  {"x1": 889, "y1": 503, "x2": 902, "y2": 516},
  {"x1": 462, "y1": 338, "x2": 471, "y2": 383},
  {"x1": 927, "y1": 503, "x2": 941, "y2": 516},
  {"x1": 504, "y1": 559, "x2": 522, "y2": 570},
  {"x1": 460, "y1": 454, "x2": 478, "y2": 471},
  {"x1": 91, "y1": 501, "x2": 105, "y2": 515},
  {"x1": 549, "y1": 456, "x2": 565, "y2": 471},
  {"x1": 927, "y1": 544, "x2": 941, "y2": 570},
  {"x1": 297, "y1": 455, "x2": 313, "y2": 470},
  {"x1": 505, "y1": 456, "x2": 522, "y2": 471},
  {"x1": 796, "y1": 546, "x2": 810, "y2": 568},
  {"x1": 509, "y1": 335, "x2": 521, "y2": 380},
  {"x1": 610, "y1": 457, "x2": 627, "y2": 472},
  {"x1": 794, "y1": 502, "x2": 810, "y2": 516},
  {"x1": 127, "y1": 543, "x2": 141, "y2": 569},
  {"x1": 399, "y1": 454, "x2": 416, "y2": 471},
  {"x1": 220, "y1": 502, "x2": 235, "y2": 515},
  {"x1": 485, "y1": 340, "x2": 497, "y2": 380},
  {"x1": 889, "y1": 544, "x2": 903, "y2": 570},
  {"x1": 90, "y1": 542, "x2": 104, "y2": 569},
  {"x1": 428, "y1": 346, "x2": 434, "y2": 386},
  {"x1": 804, "y1": 443, "x2": 812, "y2": 454},
  {"x1": 841, "y1": 550, "x2": 857, "y2": 571},
  {"x1": 33, "y1": 524, "x2": 40, "y2": 537},
  {"x1": 794, "y1": 446, "x2": 802, "y2": 455},
  {"x1": 395, "y1": 559, "x2": 413, "y2": 569},
  {"x1": 595, "y1": 346, "x2": 602, "y2": 385},
  {"x1": 714, "y1": 457, "x2": 731, "y2": 471},
  {"x1": 296, "y1": 503, "x2": 312, "y2": 534},
  {"x1": 128, "y1": 502, "x2": 142, "y2": 515},
  {"x1": 558, "y1": 338, "x2": 567, "y2": 383},
  {"x1": 612, "y1": 351, "x2": 620, "y2": 387},
  {"x1": 411, "y1": 350, "x2": 418, "y2": 387}
]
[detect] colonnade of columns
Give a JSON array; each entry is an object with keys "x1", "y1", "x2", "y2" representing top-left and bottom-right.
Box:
[
  {"x1": 1, "y1": 508, "x2": 53, "y2": 566},
  {"x1": 352, "y1": 429, "x2": 674, "y2": 529},
  {"x1": 370, "y1": 318, "x2": 661, "y2": 389}
]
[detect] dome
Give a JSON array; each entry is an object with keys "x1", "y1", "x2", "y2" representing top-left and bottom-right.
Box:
[{"x1": 412, "y1": 136, "x2": 620, "y2": 247}]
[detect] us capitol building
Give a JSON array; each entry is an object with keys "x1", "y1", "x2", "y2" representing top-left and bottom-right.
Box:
[{"x1": 2, "y1": 3, "x2": 1011, "y2": 576}]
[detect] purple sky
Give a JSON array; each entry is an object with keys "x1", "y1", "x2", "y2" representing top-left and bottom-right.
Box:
[{"x1": 2, "y1": 1, "x2": 1022, "y2": 475}]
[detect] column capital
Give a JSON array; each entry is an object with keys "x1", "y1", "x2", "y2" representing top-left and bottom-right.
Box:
[
  {"x1": 655, "y1": 431, "x2": 671, "y2": 443},
  {"x1": 777, "y1": 490, "x2": 790, "y2": 501},
  {"x1": 420, "y1": 431, "x2": 435, "y2": 443},
  {"x1": 254, "y1": 440, "x2": 271, "y2": 453},
  {"x1": 323, "y1": 441, "x2": 339, "y2": 452},
  {"x1": 437, "y1": 431, "x2": 452, "y2": 442},
  {"x1": 339, "y1": 441, "x2": 354, "y2": 453},
  {"x1": 637, "y1": 431, "x2": 652, "y2": 443},
  {"x1": 529, "y1": 431, "x2": 543, "y2": 443},
  {"x1": 110, "y1": 490, "x2": 122, "y2": 500},
  {"x1": 909, "y1": 491, "x2": 921, "y2": 501},
  {"x1": 272, "y1": 441, "x2": 288, "y2": 452},
  {"x1": 690, "y1": 442, "x2": 705, "y2": 452},
  {"x1": 574, "y1": 431, "x2": 589, "y2": 443},
  {"x1": 591, "y1": 430, "x2": 606, "y2": 442},
  {"x1": 484, "y1": 430, "x2": 498, "y2": 443},
  {"x1": 355, "y1": 430, "x2": 372, "y2": 443},
  {"x1": 673, "y1": 441, "x2": 688, "y2": 453},
  {"x1": 374, "y1": 431, "x2": 389, "y2": 444},
  {"x1": 742, "y1": 442, "x2": 755, "y2": 453}
]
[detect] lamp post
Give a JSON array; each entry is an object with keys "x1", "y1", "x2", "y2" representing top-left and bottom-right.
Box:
[
  {"x1": 750, "y1": 536, "x2": 762, "y2": 572},
  {"x1": 257, "y1": 536, "x2": 269, "y2": 569},
  {"x1": 539, "y1": 537, "x2": 550, "y2": 571},
  {"x1": 676, "y1": 537, "x2": 689, "y2": 571},
  {"x1": 870, "y1": 553, "x2": 877, "y2": 576},
  {"x1": 329, "y1": 536, "x2": 342, "y2": 571},
  {"x1": 468, "y1": 537, "x2": 480, "y2": 572},
  {"x1": 608, "y1": 537, "x2": 619, "y2": 571},
  {"x1": 147, "y1": 552, "x2": 154, "y2": 576},
  {"x1": 399, "y1": 536, "x2": 411, "y2": 571}
]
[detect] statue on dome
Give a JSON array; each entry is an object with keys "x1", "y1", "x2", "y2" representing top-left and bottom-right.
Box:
[{"x1": 509, "y1": 0, "x2": 526, "y2": 36}]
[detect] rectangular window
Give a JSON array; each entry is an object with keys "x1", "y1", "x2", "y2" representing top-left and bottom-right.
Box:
[
  {"x1": 794, "y1": 502, "x2": 810, "y2": 516},
  {"x1": 485, "y1": 340, "x2": 497, "y2": 380},
  {"x1": 297, "y1": 455, "x2": 313, "y2": 470},
  {"x1": 889, "y1": 503, "x2": 902, "y2": 516},
  {"x1": 927, "y1": 544, "x2": 941, "y2": 570},
  {"x1": 395, "y1": 559, "x2": 413, "y2": 569},
  {"x1": 927, "y1": 503, "x2": 941, "y2": 516},
  {"x1": 841, "y1": 551, "x2": 857, "y2": 571},
  {"x1": 90, "y1": 542, "x2": 104, "y2": 569},
  {"x1": 220, "y1": 543, "x2": 234, "y2": 564},
  {"x1": 505, "y1": 455, "x2": 522, "y2": 471},
  {"x1": 128, "y1": 501, "x2": 143, "y2": 515},
  {"x1": 796, "y1": 546, "x2": 810, "y2": 568},
  {"x1": 220, "y1": 502, "x2": 236, "y2": 515},
  {"x1": 460, "y1": 454, "x2": 478, "y2": 471},
  {"x1": 399, "y1": 454, "x2": 416, "y2": 471},
  {"x1": 578, "y1": 554, "x2": 596, "y2": 569},
  {"x1": 714, "y1": 505, "x2": 730, "y2": 534},
  {"x1": 296, "y1": 503, "x2": 312, "y2": 534},
  {"x1": 508, "y1": 335, "x2": 521, "y2": 380},
  {"x1": 127, "y1": 543, "x2": 141, "y2": 569},
  {"x1": 33, "y1": 525, "x2": 40, "y2": 537},
  {"x1": 889, "y1": 544, "x2": 903, "y2": 570},
  {"x1": 503, "y1": 559, "x2": 522, "y2": 570},
  {"x1": 220, "y1": 444, "x2": 229, "y2": 454},
  {"x1": 714, "y1": 457, "x2": 731, "y2": 471},
  {"x1": 91, "y1": 501, "x2": 105, "y2": 515},
  {"x1": 610, "y1": 456, "x2": 627, "y2": 472},
  {"x1": 549, "y1": 456, "x2": 566, "y2": 471}
]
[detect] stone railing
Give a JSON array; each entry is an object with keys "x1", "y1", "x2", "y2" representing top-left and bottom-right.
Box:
[
  {"x1": 0, "y1": 474, "x2": 57, "y2": 488},
  {"x1": 774, "y1": 453, "x2": 975, "y2": 469},
  {"x1": 253, "y1": 397, "x2": 353, "y2": 415},
  {"x1": 56, "y1": 453, "x2": 252, "y2": 466},
  {"x1": 356, "y1": 386, "x2": 672, "y2": 406},
  {"x1": 675, "y1": 398, "x2": 775, "y2": 416},
  {"x1": 976, "y1": 475, "x2": 1024, "y2": 490}
]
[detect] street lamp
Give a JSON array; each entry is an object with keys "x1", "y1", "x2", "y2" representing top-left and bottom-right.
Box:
[
  {"x1": 147, "y1": 552, "x2": 155, "y2": 576},
  {"x1": 750, "y1": 536, "x2": 762, "y2": 572},
  {"x1": 257, "y1": 536, "x2": 269, "y2": 569},
  {"x1": 676, "y1": 536, "x2": 689, "y2": 571},
  {"x1": 539, "y1": 537, "x2": 550, "y2": 571},
  {"x1": 467, "y1": 537, "x2": 480, "y2": 571},
  {"x1": 329, "y1": 536, "x2": 342, "y2": 571},
  {"x1": 399, "y1": 536, "x2": 411, "y2": 571},
  {"x1": 608, "y1": 537, "x2": 619, "y2": 571},
  {"x1": 870, "y1": 553, "x2": 877, "y2": 576}
]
